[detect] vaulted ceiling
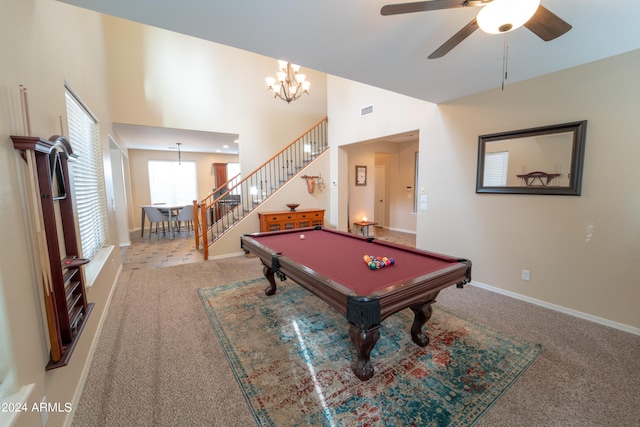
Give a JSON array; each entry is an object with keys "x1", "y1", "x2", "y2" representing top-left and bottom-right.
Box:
[
  {"x1": 60, "y1": 0, "x2": 640, "y2": 103},
  {"x1": 60, "y1": 0, "x2": 640, "y2": 152}
]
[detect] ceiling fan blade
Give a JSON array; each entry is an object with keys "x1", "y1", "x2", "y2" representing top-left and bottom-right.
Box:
[
  {"x1": 428, "y1": 18, "x2": 479, "y2": 59},
  {"x1": 381, "y1": 0, "x2": 471, "y2": 16},
  {"x1": 524, "y1": 4, "x2": 572, "y2": 41}
]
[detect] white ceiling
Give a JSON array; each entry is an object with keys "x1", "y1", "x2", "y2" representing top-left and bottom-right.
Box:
[
  {"x1": 113, "y1": 123, "x2": 239, "y2": 154},
  {"x1": 60, "y1": 0, "x2": 640, "y2": 151}
]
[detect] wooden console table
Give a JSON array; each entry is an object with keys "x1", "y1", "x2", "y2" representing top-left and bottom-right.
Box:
[{"x1": 258, "y1": 209, "x2": 324, "y2": 232}]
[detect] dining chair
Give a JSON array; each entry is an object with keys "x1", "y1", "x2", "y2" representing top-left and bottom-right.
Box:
[
  {"x1": 143, "y1": 206, "x2": 170, "y2": 238},
  {"x1": 175, "y1": 204, "x2": 195, "y2": 234}
]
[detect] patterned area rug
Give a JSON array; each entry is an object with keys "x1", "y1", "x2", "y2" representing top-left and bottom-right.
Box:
[{"x1": 198, "y1": 278, "x2": 541, "y2": 426}]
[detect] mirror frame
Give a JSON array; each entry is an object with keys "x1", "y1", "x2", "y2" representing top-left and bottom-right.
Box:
[{"x1": 476, "y1": 120, "x2": 587, "y2": 195}]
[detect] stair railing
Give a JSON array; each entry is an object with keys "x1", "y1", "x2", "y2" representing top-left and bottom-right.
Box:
[{"x1": 194, "y1": 117, "x2": 328, "y2": 259}]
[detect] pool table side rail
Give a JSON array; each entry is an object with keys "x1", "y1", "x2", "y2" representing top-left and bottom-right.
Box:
[
  {"x1": 240, "y1": 232, "x2": 356, "y2": 315},
  {"x1": 376, "y1": 262, "x2": 470, "y2": 320},
  {"x1": 240, "y1": 230, "x2": 472, "y2": 321}
]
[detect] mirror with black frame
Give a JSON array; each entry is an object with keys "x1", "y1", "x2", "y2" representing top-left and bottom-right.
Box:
[{"x1": 476, "y1": 121, "x2": 587, "y2": 195}]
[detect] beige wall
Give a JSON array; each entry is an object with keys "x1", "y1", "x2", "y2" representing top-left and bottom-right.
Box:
[
  {"x1": 344, "y1": 139, "x2": 418, "y2": 234},
  {"x1": 327, "y1": 79, "x2": 438, "y2": 232},
  {"x1": 103, "y1": 16, "x2": 329, "y2": 235},
  {"x1": 103, "y1": 15, "x2": 328, "y2": 173},
  {"x1": 328, "y1": 50, "x2": 640, "y2": 332},
  {"x1": 0, "y1": 1, "x2": 122, "y2": 426},
  {"x1": 208, "y1": 150, "x2": 332, "y2": 257},
  {"x1": 424, "y1": 50, "x2": 640, "y2": 330}
]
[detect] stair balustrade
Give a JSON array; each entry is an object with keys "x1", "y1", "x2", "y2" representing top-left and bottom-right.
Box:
[{"x1": 194, "y1": 117, "x2": 328, "y2": 259}]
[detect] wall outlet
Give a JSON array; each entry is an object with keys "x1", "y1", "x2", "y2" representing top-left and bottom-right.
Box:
[{"x1": 521, "y1": 270, "x2": 531, "y2": 281}]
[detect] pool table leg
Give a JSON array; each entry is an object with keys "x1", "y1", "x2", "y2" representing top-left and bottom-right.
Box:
[
  {"x1": 262, "y1": 264, "x2": 277, "y2": 296},
  {"x1": 349, "y1": 324, "x2": 380, "y2": 381},
  {"x1": 409, "y1": 295, "x2": 438, "y2": 347}
]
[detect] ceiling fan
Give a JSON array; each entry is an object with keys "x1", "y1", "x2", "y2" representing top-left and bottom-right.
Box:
[{"x1": 381, "y1": 0, "x2": 572, "y2": 59}]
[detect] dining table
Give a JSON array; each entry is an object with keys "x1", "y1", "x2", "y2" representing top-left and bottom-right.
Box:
[{"x1": 139, "y1": 204, "x2": 184, "y2": 240}]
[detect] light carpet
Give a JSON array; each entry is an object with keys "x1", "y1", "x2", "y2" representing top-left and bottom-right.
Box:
[{"x1": 198, "y1": 277, "x2": 541, "y2": 426}]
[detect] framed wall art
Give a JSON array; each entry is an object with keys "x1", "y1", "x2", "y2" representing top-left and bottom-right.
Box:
[{"x1": 355, "y1": 165, "x2": 367, "y2": 186}]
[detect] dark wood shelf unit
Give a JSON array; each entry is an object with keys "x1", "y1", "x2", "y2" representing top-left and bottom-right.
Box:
[{"x1": 11, "y1": 135, "x2": 93, "y2": 370}]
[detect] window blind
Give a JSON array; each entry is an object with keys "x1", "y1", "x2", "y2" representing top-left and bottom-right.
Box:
[
  {"x1": 483, "y1": 151, "x2": 510, "y2": 186},
  {"x1": 65, "y1": 88, "x2": 109, "y2": 259}
]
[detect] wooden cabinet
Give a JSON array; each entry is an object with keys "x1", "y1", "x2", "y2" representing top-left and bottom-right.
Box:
[
  {"x1": 258, "y1": 209, "x2": 324, "y2": 232},
  {"x1": 11, "y1": 135, "x2": 93, "y2": 370}
]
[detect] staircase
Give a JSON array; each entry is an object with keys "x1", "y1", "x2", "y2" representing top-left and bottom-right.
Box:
[{"x1": 194, "y1": 117, "x2": 328, "y2": 260}]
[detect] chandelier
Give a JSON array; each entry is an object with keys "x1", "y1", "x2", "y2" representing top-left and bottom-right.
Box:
[{"x1": 265, "y1": 60, "x2": 310, "y2": 103}]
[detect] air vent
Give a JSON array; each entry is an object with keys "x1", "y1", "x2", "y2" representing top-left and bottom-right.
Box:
[{"x1": 360, "y1": 105, "x2": 374, "y2": 117}]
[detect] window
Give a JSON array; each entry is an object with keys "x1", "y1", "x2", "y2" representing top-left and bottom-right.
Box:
[
  {"x1": 227, "y1": 162, "x2": 240, "y2": 181},
  {"x1": 65, "y1": 86, "x2": 109, "y2": 259},
  {"x1": 227, "y1": 162, "x2": 241, "y2": 195},
  {"x1": 483, "y1": 151, "x2": 510, "y2": 186},
  {"x1": 148, "y1": 160, "x2": 197, "y2": 205}
]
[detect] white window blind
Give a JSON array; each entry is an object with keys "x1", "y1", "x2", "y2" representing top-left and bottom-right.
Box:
[
  {"x1": 65, "y1": 88, "x2": 109, "y2": 259},
  {"x1": 148, "y1": 160, "x2": 198, "y2": 205},
  {"x1": 483, "y1": 151, "x2": 510, "y2": 186}
]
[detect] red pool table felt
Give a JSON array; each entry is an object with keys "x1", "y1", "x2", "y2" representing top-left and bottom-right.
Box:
[{"x1": 247, "y1": 227, "x2": 460, "y2": 296}]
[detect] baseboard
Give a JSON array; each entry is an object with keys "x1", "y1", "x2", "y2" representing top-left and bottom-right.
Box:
[
  {"x1": 208, "y1": 251, "x2": 246, "y2": 260},
  {"x1": 386, "y1": 227, "x2": 416, "y2": 235},
  {"x1": 470, "y1": 280, "x2": 640, "y2": 336}
]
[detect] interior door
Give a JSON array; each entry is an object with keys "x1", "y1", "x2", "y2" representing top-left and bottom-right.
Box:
[{"x1": 374, "y1": 165, "x2": 386, "y2": 226}]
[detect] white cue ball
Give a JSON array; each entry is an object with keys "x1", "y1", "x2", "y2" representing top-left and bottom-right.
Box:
[{"x1": 300, "y1": 234, "x2": 305, "y2": 240}]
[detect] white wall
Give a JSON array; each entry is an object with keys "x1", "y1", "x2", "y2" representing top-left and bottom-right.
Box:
[
  {"x1": 327, "y1": 77, "x2": 437, "y2": 231},
  {"x1": 0, "y1": 1, "x2": 122, "y2": 426},
  {"x1": 327, "y1": 50, "x2": 640, "y2": 331}
]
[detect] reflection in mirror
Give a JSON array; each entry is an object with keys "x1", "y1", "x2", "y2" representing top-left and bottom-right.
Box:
[
  {"x1": 476, "y1": 121, "x2": 587, "y2": 195},
  {"x1": 483, "y1": 132, "x2": 573, "y2": 187}
]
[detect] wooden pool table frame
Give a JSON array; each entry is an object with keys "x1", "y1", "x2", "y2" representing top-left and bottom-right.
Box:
[{"x1": 240, "y1": 226, "x2": 472, "y2": 381}]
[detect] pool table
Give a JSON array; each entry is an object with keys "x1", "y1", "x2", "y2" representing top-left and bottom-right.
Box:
[{"x1": 240, "y1": 226, "x2": 472, "y2": 381}]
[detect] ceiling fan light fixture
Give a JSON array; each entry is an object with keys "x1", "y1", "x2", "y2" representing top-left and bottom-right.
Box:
[{"x1": 477, "y1": 0, "x2": 540, "y2": 34}]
